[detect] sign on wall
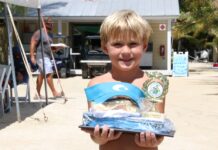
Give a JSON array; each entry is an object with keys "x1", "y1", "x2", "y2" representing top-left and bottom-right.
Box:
[
  {"x1": 172, "y1": 52, "x2": 189, "y2": 77},
  {"x1": 159, "y1": 24, "x2": 166, "y2": 31}
]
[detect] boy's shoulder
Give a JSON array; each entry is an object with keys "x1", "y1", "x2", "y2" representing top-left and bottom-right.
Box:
[{"x1": 88, "y1": 73, "x2": 111, "y2": 87}]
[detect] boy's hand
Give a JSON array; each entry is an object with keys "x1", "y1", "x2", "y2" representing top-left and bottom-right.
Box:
[
  {"x1": 82, "y1": 125, "x2": 122, "y2": 145},
  {"x1": 134, "y1": 132, "x2": 164, "y2": 148}
]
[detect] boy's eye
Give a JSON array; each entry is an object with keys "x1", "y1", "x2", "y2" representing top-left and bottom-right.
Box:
[
  {"x1": 129, "y1": 42, "x2": 139, "y2": 48},
  {"x1": 112, "y1": 42, "x2": 123, "y2": 48}
]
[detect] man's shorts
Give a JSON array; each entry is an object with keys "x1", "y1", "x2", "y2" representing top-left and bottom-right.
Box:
[{"x1": 37, "y1": 57, "x2": 53, "y2": 74}]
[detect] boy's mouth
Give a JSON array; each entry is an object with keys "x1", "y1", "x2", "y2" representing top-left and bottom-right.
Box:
[
  {"x1": 119, "y1": 58, "x2": 133, "y2": 62},
  {"x1": 119, "y1": 58, "x2": 134, "y2": 65}
]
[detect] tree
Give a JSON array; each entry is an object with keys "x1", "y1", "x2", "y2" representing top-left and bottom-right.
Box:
[
  {"x1": 0, "y1": 2, "x2": 26, "y2": 16},
  {"x1": 173, "y1": 0, "x2": 218, "y2": 62}
]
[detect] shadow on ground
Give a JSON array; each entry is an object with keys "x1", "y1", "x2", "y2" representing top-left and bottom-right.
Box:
[
  {"x1": 189, "y1": 68, "x2": 217, "y2": 72},
  {"x1": 206, "y1": 93, "x2": 218, "y2": 96},
  {"x1": 0, "y1": 101, "x2": 51, "y2": 130}
]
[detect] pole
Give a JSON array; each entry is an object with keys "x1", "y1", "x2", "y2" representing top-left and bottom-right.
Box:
[
  {"x1": 4, "y1": 3, "x2": 21, "y2": 122},
  {"x1": 37, "y1": 9, "x2": 48, "y2": 105}
]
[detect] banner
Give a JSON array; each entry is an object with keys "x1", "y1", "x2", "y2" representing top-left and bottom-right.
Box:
[
  {"x1": 172, "y1": 52, "x2": 189, "y2": 77},
  {"x1": 0, "y1": 0, "x2": 40, "y2": 8}
]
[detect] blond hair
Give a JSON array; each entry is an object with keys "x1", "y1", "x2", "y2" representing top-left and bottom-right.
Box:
[{"x1": 100, "y1": 9, "x2": 152, "y2": 47}]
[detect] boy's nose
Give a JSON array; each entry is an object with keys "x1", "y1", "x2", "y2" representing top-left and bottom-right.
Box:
[{"x1": 121, "y1": 45, "x2": 131, "y2": 54}]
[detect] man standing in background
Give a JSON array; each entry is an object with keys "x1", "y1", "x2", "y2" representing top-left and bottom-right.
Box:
[{"x1": 30, "y1": 17, "x2": 62, "y2": 99}]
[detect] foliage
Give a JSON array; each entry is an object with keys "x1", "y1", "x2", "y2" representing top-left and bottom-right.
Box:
[
  {"x1": 0, "y1": 2, "x2": 26, "y2": 16},
  {"x1": 173, "y1": 0, "x2": 218, "y2": 52},
  {"x1": 0, "y1": 2, "x2": 4, "y2": 13}
]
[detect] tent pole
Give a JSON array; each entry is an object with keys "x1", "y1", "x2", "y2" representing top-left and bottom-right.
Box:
[
  {"x1": 4, "y1": 3, "x2": 21, "y2": 122},
  {"x1": 37, "y1": 9, "x2": 48, "y2": 105}
]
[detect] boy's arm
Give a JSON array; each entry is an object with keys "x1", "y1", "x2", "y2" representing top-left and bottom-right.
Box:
[
  {"x1": 89, "y1": 125, "x2": 122, "y2": 145},
  {"x1": 82, "y1": 78, "x2": 122, "y2": 145},
  {"x1": 86, "y1": 101, "x2": 122, "y2": 145},
  {"x1": 135, "y1": 132, "x2": 164, "y2": 148},
  {"x1": 82, "y1": 106, "x2": 122, "y2": 145},
  {"x1": 156, "y1": 97, "x2": 165, "y2": 113},
  {"x1": 134, "y1": 97, "x2": 165, "y2": 148},
  {"x1": 135, "y1": 73, "x2": 168, "y2": 148}
]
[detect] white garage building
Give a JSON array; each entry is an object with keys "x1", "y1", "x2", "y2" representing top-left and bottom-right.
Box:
[{"x1": 15, "y1": 0, "x2": 180, "y2": 75}]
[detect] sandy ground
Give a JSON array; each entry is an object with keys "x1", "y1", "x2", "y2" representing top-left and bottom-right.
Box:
[{"x1": 0, "y1": 62, "x2": 218, "y2": 150}]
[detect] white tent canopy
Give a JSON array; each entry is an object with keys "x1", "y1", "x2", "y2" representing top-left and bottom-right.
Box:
[{"x1": 0, "y1": 0, "x2": 40, "y2": 8}]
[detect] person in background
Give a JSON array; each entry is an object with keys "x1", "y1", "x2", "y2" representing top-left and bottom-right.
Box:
[{"x1": 30, "y1": 17, "x2": 62, "y2": 99}]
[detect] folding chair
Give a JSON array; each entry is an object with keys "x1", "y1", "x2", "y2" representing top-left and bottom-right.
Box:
[{"x1": 10, "y1": 46, "x2": 31, "y2": 103}]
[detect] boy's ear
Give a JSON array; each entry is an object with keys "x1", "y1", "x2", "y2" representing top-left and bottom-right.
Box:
[
  {"x1": 102, "y1": 46, "x2": 108, "y2": 54},
  {"x1": 143, "y1": 43, "x2": 148, "y2": 52}
]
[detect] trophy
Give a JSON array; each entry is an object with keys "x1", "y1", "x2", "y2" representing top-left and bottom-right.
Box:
[
  {"x1": 80, "y1": 72, "x2": 175, "y2": 137},
  {"x1": 141, "y1": 72, "x2": 169, "y2": 118},
  {"x1": 136, "y1": 72, "x2": 175, "y2": 137}
]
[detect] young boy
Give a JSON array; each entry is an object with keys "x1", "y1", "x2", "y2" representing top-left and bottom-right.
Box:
[{"x1": 83, "y1": 9, "x2": 165, "y2": 150}]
